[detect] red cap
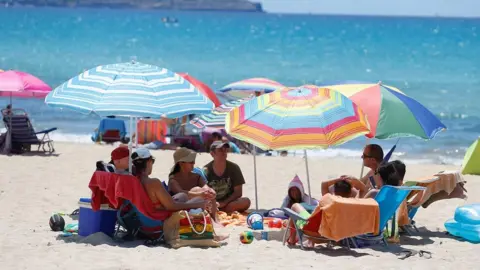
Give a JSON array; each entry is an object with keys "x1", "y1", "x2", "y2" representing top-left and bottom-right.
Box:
[{"x1": 111, "y1": 146, "x2": 130, "y2": 161}]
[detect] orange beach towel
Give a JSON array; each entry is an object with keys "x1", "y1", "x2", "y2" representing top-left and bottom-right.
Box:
[{"x1": 310, "y1": 194, "x2": 380, "y2": 242}]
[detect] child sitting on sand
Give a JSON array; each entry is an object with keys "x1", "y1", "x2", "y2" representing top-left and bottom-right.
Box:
[{"x1": 281, "y1": 175, "x2": 318, "y2": 211}]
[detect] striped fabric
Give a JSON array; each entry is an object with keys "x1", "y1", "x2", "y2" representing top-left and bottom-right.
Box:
[
  {"x1": 189, "y1": 96, "x2": 253, "y2": 129},
  {"x1": 218, "y1": 77, "x2": 285, "y2": 100},
  {"x1": 45, "y1": 62, "x2": 215, "y2": 118},
  {"x1": 225, "y1": 85, "x2": 371, "y2": 151},
  {"x1": 136, "y1": 119, "x2": 167, "y2": 144},
  {"x1": 320, "y1": 82, "x2": 446, "y2": 139}
]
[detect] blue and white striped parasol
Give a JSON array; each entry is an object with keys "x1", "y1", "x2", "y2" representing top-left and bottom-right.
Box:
[
  {"x1": 190, "y1": 95, "x2": 254, "y2": 129},
  {"x1": 45, "y1": 61, "x2": 215, "y2": 118}
]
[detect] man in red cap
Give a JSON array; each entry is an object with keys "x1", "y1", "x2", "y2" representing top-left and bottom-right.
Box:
[{"x1": 110, "y1": 146, "x2": 130, "y2": 175}]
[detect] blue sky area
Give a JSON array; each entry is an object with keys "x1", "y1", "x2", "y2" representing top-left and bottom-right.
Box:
[{"x1": 259, "y1": 0, "x2": 480, "y2": 17}]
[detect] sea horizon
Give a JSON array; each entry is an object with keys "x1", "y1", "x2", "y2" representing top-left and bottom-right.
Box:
[{"x1": 1, "y1": 7, "x2": 479, "y2": 165}]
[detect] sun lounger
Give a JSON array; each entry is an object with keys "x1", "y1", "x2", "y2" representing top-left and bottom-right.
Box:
[
  {"x1": 402, "y1": 172, "x2": 467, "y2": 234},
  {"x1": 2, "y1": 108, "x2": 56, "y2": 153},
  {"x1": 91, "y1": 118, "x2": 128, "y2": 144},
  {"x1": 283, "y1": 185, "x2": 425, "y2": 249}
]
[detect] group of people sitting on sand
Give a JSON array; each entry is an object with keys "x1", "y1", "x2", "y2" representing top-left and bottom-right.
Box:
[
  {"x1": 105, "y1": 142, "x2": 403, "y2": 241},
  {"x1": 105, "y1": 139, "x2": 251, "y2": 221},
  {"x1": 282, "y1": 144, "x2": 406, "y2": 246}
]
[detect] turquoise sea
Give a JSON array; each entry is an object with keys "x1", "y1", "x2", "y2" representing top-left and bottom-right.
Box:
[{"x1": 1, "y1": 7, "x2": 479, "y2": 164}]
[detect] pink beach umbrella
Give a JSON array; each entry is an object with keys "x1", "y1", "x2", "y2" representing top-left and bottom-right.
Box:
[{"x1": 0, "y1": 70, "x2": 52, "y2": 103}]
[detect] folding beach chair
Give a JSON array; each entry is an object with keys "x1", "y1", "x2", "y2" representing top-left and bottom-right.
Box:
[
  {"x1": 283, "y1": 185, "x2": 425, "y2": 249},
  {"x1": 91, "y1": 118, "x2": 128, "y2": 144},
  {"x1": 2, "y1": 108, "x2": 56, "y2": 153}
]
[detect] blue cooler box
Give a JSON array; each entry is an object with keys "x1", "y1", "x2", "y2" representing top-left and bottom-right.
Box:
[{"x1": 78, "y1": 198, "x2": 117, "y2": 237}]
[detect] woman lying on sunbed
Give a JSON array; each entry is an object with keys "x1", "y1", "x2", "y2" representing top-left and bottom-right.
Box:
[
  {"x1": 132, "y1": 148, "x2": 208, "y2": 212},
  {"x1": 168, "y1": 147, "x2": 218, "y2": 220}
]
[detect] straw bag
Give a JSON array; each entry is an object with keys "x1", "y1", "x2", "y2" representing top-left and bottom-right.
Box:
[{"x1": 163, "y1": 209, "x2": 221, "y2": 248}]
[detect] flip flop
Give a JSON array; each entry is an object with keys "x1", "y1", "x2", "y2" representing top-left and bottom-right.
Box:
[
  {"x1": 398, "y1": 250, "x2": 417, "y2": 260},
  {"x1": 419, "y1": 250, "x2": 432, "y2": 259}
]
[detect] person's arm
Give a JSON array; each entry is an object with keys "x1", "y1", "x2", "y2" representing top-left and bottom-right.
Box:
[
  {"x1": 169, "y1": 177, "x2": 206, "y2": 198},
  {"x1": 321, "y1": 178, "x2": 343, "y2": 196},
  {"x1": 345, "y1": 178, "x2": 369, "y2": 198},
  {"x1": 151, "y1": 180, "x2": 206, "y2": 211}
]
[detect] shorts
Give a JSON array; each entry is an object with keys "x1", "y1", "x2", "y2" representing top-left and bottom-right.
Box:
[{"x1": 296, "y1": 209, "x2": 312, "y2": 228}]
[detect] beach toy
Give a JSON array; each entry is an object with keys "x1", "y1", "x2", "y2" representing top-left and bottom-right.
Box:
[
  {"x1": 49, "y1": 214, "x2": 65, "y2": 232},
  {"x1": 247, "y1": 212, "x2": 264, "y2": 230},
  {"x1": 268, "y1": 218, "x2": 282, "y2": 228},
  {"x1": 240, "y1": 231, "x2": 254, "y2": 244},
  {"x1": 445, "y1": 204, "x2": 480, "y2": 243}
]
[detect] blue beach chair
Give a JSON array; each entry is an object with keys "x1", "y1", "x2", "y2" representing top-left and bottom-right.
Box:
[
  {"x1": 91, "y1": 118, "x2": 128, "y2": 144},
  {"x1": 282, "y1": 185, "x2": 425, "y2": 249}
]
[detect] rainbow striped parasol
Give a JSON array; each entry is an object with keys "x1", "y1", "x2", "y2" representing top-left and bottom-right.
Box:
[
  {"x1": 190, "y1": 96, "x2": 254, "y2": 129},
  {"x1": 320, "y1": 82, "x2": 446, "y2": 139},
  {"x1": 218, "y1": 77, "x2": 285, "y2": 100},
  {"x1": 225, "y1": 85, "x2": 371, "y2": 151}
]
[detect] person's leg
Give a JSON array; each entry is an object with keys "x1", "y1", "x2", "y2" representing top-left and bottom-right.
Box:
[
  {"x1": 189, "y1": 186, "x2": 218, "y2": 221},
  {"x1": 288, "y1": 203, "x2": 314, "y2": 247},
  {"x1": 220, "y1": 197, "x2": 251, "y2": 213}
]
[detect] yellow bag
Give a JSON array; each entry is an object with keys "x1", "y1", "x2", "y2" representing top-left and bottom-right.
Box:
[{"x1": 163, "y1": 210, "x2": 221, "y2": 248}]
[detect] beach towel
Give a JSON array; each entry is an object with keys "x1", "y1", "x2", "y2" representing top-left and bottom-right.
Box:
[
  {"x1": 311, "y1": 194, "x2": 380, "y2": 242},
  {"x1": 136, "y1": 119, "x2": 167, "y2": 145},
  {"x1": 88, "y1": 171, "x2": 171, "y2": 221},
  {"x1": 407, "y1": 171, "x2": 465, "y2": 208},
  {"x1": 163, "y1": 209, "x2": 221, "y2": 248},
  {"x1": 281, "y1": 175, "x2": 319, "y2": 209}
]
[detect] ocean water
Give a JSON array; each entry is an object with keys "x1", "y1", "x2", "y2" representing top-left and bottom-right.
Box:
[{"x1": 0, "y1": 7, "x2": 479, "y2": 164}]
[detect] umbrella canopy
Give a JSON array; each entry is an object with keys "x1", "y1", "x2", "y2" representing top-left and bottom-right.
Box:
[
  {"x1": 0, "y1": 70, "x2": 51, "y2": 98},
  {"x1": 219, "y1": 77, "x2": 285, "y2": 100},
  {"x1": 190, "y1": 96, "x2": 253, "y2": 129},
  {"x1": 225, "y1": 85, "x2": 371, "y2": 151},
  {"x1": 462, "y1": 138, "x2": 480, "y2": 175},
  {"x1": 178, "y1": 73, "x2": 221, "y2": 107},
  {"x1": 45, "y1": 62, "x2": 215, "y2": 118},
  {"x1": 320, "y1": 82, "x2": 446, "y2": 139}
]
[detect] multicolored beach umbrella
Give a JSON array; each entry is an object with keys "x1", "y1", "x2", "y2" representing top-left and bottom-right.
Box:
[
  {"x1": 320, "y1": 82, "x2": 446, "y2": 140},
  {"x1": 218, "y1": 77, "x2": 285, "y2": 101},
  {"x1": 45, "y1": 61, "x2": 215, "y2": 119},
  {"x1": 190, "y1": 96, "x2": 254, "y2": 129},
  {"x1": 225, "y1": 85, "x2": 371, "y2": 151}
]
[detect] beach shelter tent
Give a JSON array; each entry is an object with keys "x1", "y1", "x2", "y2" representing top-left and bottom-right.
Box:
[{"x1": 462, "y1": 138, "x2": 480, "y2": 175}]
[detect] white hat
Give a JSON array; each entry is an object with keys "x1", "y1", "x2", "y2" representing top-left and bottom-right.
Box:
[{"x1": 131, "y1": 148, "x2": 153, "y2": 160}]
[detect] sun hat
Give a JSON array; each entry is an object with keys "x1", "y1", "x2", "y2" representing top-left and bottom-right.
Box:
[{"x1": 170, "y1": 147, "x2": 197, "y2": 173}]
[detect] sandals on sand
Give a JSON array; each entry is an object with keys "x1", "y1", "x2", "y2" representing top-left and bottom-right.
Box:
[{"x1": 398, "y1": 250, "x2": 432, "y2": 260}]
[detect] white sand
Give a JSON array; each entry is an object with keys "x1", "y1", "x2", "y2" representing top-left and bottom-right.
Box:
[{"x1": 0, "y1": 142, "x2": 479, "y2": 269}]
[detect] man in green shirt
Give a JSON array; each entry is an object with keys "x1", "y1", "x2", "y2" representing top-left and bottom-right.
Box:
[{"x1": 203, "y1": 141, "x2": 251, "y2": 213}]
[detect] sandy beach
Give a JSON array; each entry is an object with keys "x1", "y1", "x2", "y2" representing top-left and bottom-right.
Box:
[{"x1": 0, "y1": 142, "x2": 478, "y2": 270}]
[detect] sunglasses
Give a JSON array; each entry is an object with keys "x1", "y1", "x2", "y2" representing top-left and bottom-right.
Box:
[{"x1": 361, "y1": 153, "x2": 372, "y2": 159}]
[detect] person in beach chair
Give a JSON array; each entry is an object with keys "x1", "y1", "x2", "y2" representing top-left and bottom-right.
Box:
[
  {"x1": 202, "y1": 141, "x2": 251, "y2": 213},
  {"x1": 281, "y1": 175, "x2": 319, "y2": 211},
  {"x1": 168, "y1": 147, "x2": 218, "y2": 220},
  {"x1": 2, "y1": 108, "x2": 57, "y2": 153},
  {"x1": 131, "y1": 148, "x2": 208, "y2": 212},
  {"x1": 91, "y1": 116, "x2": 129, "y2": 144},
  {"x1": 341, "y1": 144, "x2": 384, "y2": 189},
  {"x1": 284, "y1": 161, "x2": 415, "y2": 249},
  {"x1": 285, "y1": 177, "x2": 355, "y2": 247}
]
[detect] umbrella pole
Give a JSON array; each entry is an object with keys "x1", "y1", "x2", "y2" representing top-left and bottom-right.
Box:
[
  {"x1": 303, "y1": 149, "x2": 312, "y2": 204},
  {"x1": 253, "y1": 146, "x2": 259, "y2": 210},
  {"x1": 129, "y1": 116, "x2": 133, "y2": 173},
  {"x1": 134, "y1": 117, "x2": 138, "y2": 148},
  {"x1": 359, "y1": 138, "x2": 370, "y2": 179},
  {"x1": 7, "y1": 93, "x2": 12, "y2": 154}
]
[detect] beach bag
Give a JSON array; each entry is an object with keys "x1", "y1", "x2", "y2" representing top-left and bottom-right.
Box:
[{"x1": 163, "y1": 209, "x2": 221, "y2": 248}]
